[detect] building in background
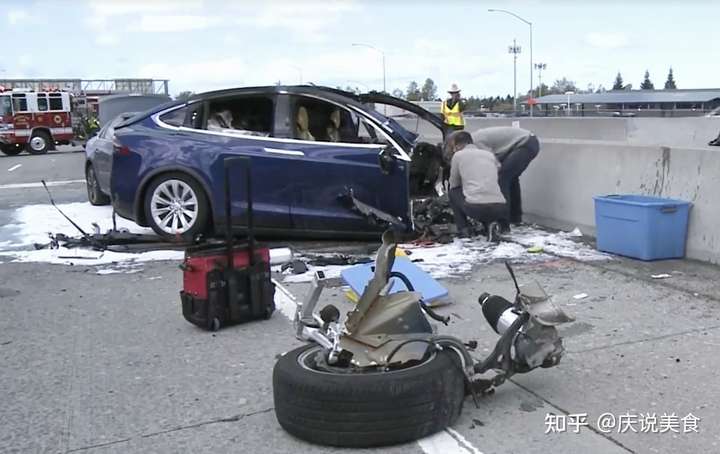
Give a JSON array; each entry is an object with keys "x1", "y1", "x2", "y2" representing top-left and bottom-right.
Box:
[{"x1": 530, "y1": 89, "x2": 720, "y2": 117}]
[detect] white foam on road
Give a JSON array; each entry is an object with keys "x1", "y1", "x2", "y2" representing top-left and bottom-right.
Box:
[
  {"x1": 2, "y1": 202, "x2": 152, "y2": 248},
  {"x1": 0, "y1": 179, "x2": 85, "y2": 190},
  {"x1": 279, "y1": 227, "x2": 609, "y2": 284},
  {"x1": 6, "y1": 248, "x2": 184, "y2": 266}
]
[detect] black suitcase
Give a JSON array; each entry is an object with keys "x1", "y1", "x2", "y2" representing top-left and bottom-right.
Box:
[{"x1": 179, "y1": 156, "x2": 275, "y2": 331}]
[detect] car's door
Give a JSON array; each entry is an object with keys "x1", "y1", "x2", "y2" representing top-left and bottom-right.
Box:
[
  {"x1": 165, "y1": 93, "x2": 292, "y2": 230},
  {"x1": 269, "y1": 94, "x2": 411, "y2": 234}
]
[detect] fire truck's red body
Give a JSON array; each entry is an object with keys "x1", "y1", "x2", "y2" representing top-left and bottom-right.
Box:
[{"x1": 0, "y1": 88, "x2": 73, "y2": 155}]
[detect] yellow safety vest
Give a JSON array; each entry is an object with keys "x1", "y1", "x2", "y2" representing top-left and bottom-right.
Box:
[{"x1": 441, "y1": 100, "x2": 465, "y2": 126}]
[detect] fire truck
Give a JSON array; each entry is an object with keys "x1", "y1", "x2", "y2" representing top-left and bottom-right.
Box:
[{"x1": 0, "y1": 88, "x2": 74, "y2": 156}]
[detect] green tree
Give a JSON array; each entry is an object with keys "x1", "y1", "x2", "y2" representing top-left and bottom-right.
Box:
[
  {"x1": 175, "y1": 91, "x2": 194, "y2": 101},
  {"x1": 405, "y1": 81, "x2": 421, "y2": 101},
  {"x1": 640, "y1": 70, "x2": 654, "y2": 90},
  {"x1": 612, "y1": 72, "x2": 624, "y2": 90},
  {"x1": 420, "y1": 78, "x2": 437, "y2": 101},
  {"x1": 664, "y1": 67, "x2": 677, "y2": 89},
  {"x1": 549, "y1": 77, "x2": 577, "y2": 94}
]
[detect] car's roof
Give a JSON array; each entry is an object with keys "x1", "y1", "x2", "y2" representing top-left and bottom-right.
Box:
[
  {"x1": 189, "y1": 85, "x2": 370, "y2": 109},
  {"x1": 118, "y1": 85, "x2": 379, "y2": 128}
]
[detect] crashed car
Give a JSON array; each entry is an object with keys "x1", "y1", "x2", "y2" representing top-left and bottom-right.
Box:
[{"x1": 108, "y1": 86, "x2": 447, "y2": 240}]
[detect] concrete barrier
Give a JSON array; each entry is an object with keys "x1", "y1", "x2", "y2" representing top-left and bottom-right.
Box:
[
  {"x1": 395, "y1": 115, "x2": 720, "y2": 263},
  {"x1": 396, "y1": 116, "x2": 720, "y2": 147},
  {"x1": 522, "y1": 139, "x2": 720, "y2": 264}
]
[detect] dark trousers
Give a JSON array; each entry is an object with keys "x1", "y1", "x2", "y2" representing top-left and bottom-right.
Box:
[
  {"x1": 444, "y1": 124, "x2": 465, "y2": 133},
  {"x1": 498, "y1": 135, "x2": 540, "y2": 223},
  {"x1": 449, "y1": 187, "x2": 508, "y2": 232}
]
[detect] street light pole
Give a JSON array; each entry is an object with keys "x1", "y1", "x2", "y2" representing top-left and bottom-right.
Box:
[
  {"x1": 508, "y1": 39, "x2": 522, "y2": 114},
  {"x1": 351, "y1": 43, "x2": 386, "y2": 93},
  {"x1": 489, "y1": 9, "x2": 533, "y2": 115},
  {"x1": 565, "y1": 91, "x2": 574, "y2": 117}
]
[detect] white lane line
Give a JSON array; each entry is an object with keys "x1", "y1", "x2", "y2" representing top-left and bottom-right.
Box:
[
  {"x1": 7, "y1": 164, "x2": 22, "y2": 172},
  {"x1": 0, "y1": 179, "x2": 85, "y2": 190},
  {"x1": 272, "y1": 280, "x2": 484, "y2": 454},
  {"x1": 418, "y1": 428, "x2": 484, "y2": 454}
]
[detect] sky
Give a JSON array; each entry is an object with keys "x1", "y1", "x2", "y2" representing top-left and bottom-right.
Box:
[{"x1": 2, "y1": 0, "x2": 720, "y2": 99}]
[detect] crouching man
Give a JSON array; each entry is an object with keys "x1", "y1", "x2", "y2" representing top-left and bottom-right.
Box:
[{"x1": 447, "y1": 131, "x2": 508, "y2": 241}]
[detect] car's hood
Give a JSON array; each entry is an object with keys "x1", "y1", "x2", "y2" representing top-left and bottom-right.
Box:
[{"x1": 358, "y1": 93, "x2": 446, "y2": 141}]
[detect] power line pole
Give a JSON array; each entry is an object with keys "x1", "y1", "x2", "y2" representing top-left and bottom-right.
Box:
[
  {"x1": 508, "y1": 39, "x2": 522, "y2": 114},
  {"x1": 534, "y1": 63, "x2": 547, "y2": 96}
]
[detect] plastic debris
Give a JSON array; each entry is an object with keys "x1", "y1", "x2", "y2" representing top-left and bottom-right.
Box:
[
  {"x1": 651, "y1": 273, "x2": 672, "y2": 279},
  {"x1": 573, "y1": 293, "x2": 589, "y2": 300}
]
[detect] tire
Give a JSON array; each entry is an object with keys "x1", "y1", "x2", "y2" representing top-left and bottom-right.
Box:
[
  {"x1": 144, "y1": 172, "x2": 209, "y2": 242},
  {"x1": 26, "y1": 131, "x2": 51, "y2": 155},
  {"x1": 86, "y1": 164, "x2": 111, "y2": 206},
  {"x1": 0, "y1": 145, "x2": 23, "y2": 156},
  {"x1": 273, "y1": 344, "x2": 466, "y2": 448}
]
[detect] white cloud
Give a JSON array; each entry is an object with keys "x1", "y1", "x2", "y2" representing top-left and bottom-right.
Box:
[
  {"x1": 236, "y1": 0, "x2": 358, "y2": 42},
  {"x1": 85, "y1": 0, "x2": 206, "y2": 43},
  {"x1": 87, "y1": 0, "x2": 202, "y2": 17},
  {"x1": 584, "y1": 32, "x2": 629, "y2": 49},
  {"x1": 7, "y1": 9, "x2": 28, "y2": 25},
  {"x1": 136, "y1": 15, "x2": 221, "y2": 32},
  {"x1": 138, "y1": 58, "x2": 248, "y2": 92}
]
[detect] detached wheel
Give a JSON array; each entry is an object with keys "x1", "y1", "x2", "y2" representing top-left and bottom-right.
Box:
[
  {"x1": 26, "y1": 131, "x2": 51, "y2": 155},
  {"x1": 0, "y1": 145, "x2": 23, "y2": 156},
  {"x1": 273, "y1": 344, "x2": 466, "y2": 448},
  {"x1": 86, "y1": 164, "x2": 110, "y2": 206},
  {"x1": 144, "y1": 173, "x2": 209, "y2": 242}
]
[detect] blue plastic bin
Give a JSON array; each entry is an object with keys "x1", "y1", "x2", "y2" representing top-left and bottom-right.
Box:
[{"x1": 593, "y1": 195, "x2": 691, "y2": 260}]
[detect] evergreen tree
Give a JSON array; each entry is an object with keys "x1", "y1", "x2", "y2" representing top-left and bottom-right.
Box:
[
  {"x1": 612, "y1": 72, "x2": 624, "y2": 90},
  {"x1": 640, "y1": 70, "x2": 654, "y2": 90},
  {"x1": 664, "y1": 67, "x2": 677, "y2": 89}
]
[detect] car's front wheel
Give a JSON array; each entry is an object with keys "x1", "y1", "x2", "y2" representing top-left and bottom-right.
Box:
[
  {"x1": 144, "y1": 173, "x2": 209, "y2": 241},
  {"x1": 86, "y1": 164, "x2": 110, "y2": 206}
]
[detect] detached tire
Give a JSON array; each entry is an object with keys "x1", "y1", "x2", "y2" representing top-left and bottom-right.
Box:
[{"x1": 273, "y1": 344, "x2": 466, "y2": 448}]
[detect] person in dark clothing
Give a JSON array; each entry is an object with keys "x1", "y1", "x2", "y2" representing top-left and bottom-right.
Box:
[
  {"x1": 472, "y1": 127, "x2": 540, "y2": 225},
  {"x1": 446, "y1": 131, "x2": 508, "y2": 241}
]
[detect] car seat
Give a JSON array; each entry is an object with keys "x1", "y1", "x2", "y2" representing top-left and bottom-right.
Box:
[
  {"x1": 326, "y1": 109, "x2": 341, "y2": 142},
  {"x1": 296, "y1": 107, "x2": 315, "y2": 141},
  {"x1": 208, "y1": 110, "x2": 233, "y2": 131}
]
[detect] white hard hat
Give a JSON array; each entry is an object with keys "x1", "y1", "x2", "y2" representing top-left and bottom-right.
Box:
[{"x1": 448, "y1": 83, "x2": 461, "y2": 93}]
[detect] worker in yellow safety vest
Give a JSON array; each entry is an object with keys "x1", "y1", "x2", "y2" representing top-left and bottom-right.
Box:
[{"x1": 441, "y1": 83, "x2": 466, "y2": 132}]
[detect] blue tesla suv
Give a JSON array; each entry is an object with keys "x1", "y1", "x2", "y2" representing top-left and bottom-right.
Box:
[{"x1": 108, "y1": 86, "x2": 446, "y2": 240}]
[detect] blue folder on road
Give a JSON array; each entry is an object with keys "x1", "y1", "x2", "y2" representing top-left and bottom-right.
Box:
[{"x1": 341, "y1": 256, "x2": 450, "y2": 306}]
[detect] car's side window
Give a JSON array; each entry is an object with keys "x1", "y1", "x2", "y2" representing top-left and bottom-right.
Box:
[
  {"x1": 290, "y1": 96, "x2": 387, "y2": 146},
  {"x1": 159, "y1": 106, "x2": 188, "y2": 127},
  {"x1": 204, "y1": 96, "x2": 273, "y2": 137}
]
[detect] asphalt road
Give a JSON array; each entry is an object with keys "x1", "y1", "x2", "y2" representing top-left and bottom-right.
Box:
[{"x1": 2, "y1": 150, "x2": 720, "y2": 453}]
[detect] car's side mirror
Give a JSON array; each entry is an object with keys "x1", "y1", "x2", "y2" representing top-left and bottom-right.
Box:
[{"x1": 378, "y1": 147, "x2": 396, "y2": 175}]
